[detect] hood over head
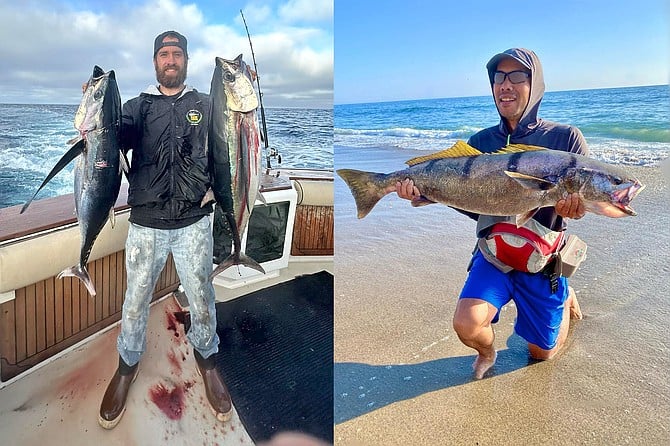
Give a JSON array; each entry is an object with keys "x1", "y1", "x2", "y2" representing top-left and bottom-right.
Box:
[{"x1": 486, "y1": 48, "x2": 545, "y2": 135}]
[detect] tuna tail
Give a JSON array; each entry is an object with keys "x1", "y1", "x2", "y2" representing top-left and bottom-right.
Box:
[
  {"x1": 58, "y1": 264, "x2": 96, "y2": 296},
  {"x1": 209, "y1": 210, "x2": 265, "y2": 281},
  {"x1": 208, "y1": 252, "x2": 266, "y2": 281},
  {"x1": 336, "y1": 169, "x2": 391, "y2": 219}
]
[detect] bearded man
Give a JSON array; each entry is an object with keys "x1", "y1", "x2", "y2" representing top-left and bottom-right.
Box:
[{"x1": 98, "y1": 31, "x2": 232, "y2": 429}]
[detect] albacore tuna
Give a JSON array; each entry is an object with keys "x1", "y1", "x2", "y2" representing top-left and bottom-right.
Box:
[
  {"x1": 337, "y1": 140, "x2": 645, "y2": 226},
  {"x1": 206, "y1": 55, "x2": 264, "y2": 280},
  {"x1": 21, "y1": 66, "x2": 124, "y2": 296}
]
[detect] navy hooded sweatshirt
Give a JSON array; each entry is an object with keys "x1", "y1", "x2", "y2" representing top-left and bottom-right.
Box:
[{"x1": 467, "y1": 48, "x2": 589, "y2": 237}]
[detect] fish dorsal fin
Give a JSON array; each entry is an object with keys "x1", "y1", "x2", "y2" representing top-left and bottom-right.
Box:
[
  {"x1": 405, "y1": 140, "x2": 482, "y2": 166},
  {"x1": 404, "y1": 142, "x2": 548, "y2": 166},
  {"x1": 494, "y1": 143, "x2": 547, "y2": 154}
]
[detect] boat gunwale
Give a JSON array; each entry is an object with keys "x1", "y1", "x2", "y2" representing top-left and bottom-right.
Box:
[{"x1": 0, "y1": 169, "x2": 333, "y2": 245}]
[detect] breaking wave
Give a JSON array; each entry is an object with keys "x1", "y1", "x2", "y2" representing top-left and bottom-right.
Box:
[{"x1": 335, "y1": 85, "x2": 670, "y2": 166}]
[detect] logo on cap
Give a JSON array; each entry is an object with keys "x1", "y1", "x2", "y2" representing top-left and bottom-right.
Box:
[{"x1": 186, "y1": 110, "x2": 202, "y2": 125}]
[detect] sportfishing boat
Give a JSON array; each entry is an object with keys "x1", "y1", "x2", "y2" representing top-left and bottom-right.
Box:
[{"x1": 0, "y1": 166, "x2": 334, "y2": 444}]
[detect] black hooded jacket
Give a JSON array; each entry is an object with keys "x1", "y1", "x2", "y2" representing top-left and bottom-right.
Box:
[
  {"x1": 120, "y1": 85, "x2": 213, "y2": 229},
  {"x1": 467, "y1": 48, "x2": 589, "y2": 236}
]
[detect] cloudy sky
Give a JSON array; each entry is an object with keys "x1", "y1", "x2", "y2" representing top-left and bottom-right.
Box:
[
  {"x1": 1, "y1": 0, "x2": 333, "y2": 108},
  {"x1": 336, "y1": 0, "x2": 669, "y2": 104}
]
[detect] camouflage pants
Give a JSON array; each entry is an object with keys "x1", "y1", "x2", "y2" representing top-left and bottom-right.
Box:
[{"x1": 117, "y1": 215, "x2": 219, "y2": 366}]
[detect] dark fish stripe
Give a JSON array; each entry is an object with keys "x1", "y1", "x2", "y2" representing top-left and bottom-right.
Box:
[
  {"x1": 506, "y1": 152, "x2": 524, "y2": 172},
  {"x1": 424, "y1": 159, "x2": 441, "y2": 172},
  {"x1": 558, "y1": 153, "x2": 579, "y2": 178},
  {"x1": 461, "y1": 156, "x2": 476, "y2": 177}
]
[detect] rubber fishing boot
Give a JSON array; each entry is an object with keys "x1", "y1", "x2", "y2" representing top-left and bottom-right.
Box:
[
  {"x1": 194, "y1": 350, "x2": 233, "y2": 422},
  {"x1": 98, "y1": 356, "x2": 139, "y2": 429}
]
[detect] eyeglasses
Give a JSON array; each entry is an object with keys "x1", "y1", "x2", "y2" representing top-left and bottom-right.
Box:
[{"x1": 493, "y1": 70, "x2": 530, "y2": 85}]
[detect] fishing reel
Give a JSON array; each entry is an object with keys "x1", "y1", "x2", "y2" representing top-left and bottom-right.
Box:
[
  {"x1": 269, "y1": 146, "x2": 281, "y2": 164},
  {"x1": 265, "y1": 146, "x2": 282, "y2": 175}
]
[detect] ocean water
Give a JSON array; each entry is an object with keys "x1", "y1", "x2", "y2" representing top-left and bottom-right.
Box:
[
  {"x1": 335, "y1": 85, "x2": 670, "y2": 167},
  {"x1": 0, "y1": 105, "x2": 333, "y2": 209}
]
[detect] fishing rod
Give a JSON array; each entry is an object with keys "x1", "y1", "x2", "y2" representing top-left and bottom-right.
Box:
[{"x1": 240, "y1": 9, "x2": 280, "y2": 171}]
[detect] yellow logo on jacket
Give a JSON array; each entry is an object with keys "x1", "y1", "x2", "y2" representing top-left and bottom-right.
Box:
[{"x1": 186, "y1": 110, "x2": 202, "y2": 125}]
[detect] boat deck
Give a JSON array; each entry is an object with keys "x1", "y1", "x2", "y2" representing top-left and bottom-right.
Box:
[{"x1": 0, "y1": 259, "x2": 332, "y2": 445}]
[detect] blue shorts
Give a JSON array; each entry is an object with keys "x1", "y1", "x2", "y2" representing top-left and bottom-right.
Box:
[{"x1": 459, "y1": 250, "x2": 568, "y2": 350}]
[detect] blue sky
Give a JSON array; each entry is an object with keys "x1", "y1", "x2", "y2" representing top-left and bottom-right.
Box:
[
  {"x1": 0, "y1": 0, "x2": 333, "y2": 107},
  {"x1": 335, "y1": 0, "x2": 669, "y2": 104}
]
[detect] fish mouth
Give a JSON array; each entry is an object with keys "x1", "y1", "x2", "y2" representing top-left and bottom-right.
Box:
[{"x1": 612, "y1": 181, "x2": 645, "y2": 216}]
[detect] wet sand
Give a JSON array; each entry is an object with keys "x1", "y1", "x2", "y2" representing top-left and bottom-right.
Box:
[{"x1": 334, "y1": 146, "x2": 669, "y2": 445}]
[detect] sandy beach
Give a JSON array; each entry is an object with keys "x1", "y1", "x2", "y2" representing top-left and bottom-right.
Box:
[{"x1": 334, "y1": 145, "x2": 669, "y2": 445}]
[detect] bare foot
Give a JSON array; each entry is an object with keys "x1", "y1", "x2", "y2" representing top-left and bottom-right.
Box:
[
  {"x1": 473, "y1": 350, "x2": 497, "y2": 380},
  {"x1": 568, "y1": 287, "x2": 583, "y2": 320}
]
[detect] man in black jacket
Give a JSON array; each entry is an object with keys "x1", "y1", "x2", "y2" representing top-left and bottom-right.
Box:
[{"x1": 98, "y1": 31, "x2": 232, "y2": 429}]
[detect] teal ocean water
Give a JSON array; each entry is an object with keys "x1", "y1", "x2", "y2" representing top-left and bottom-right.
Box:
[
  {"x1": 335, "y1": 85, "x2": 669, "y2": 167},
  {"x1": 0, "y1": 105, "x2": 332, "y2": 209}
]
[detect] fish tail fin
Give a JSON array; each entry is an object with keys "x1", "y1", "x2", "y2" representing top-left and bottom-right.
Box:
[
  {"x1": 238, "y1": 252, "x2": 265, "y2": 274},
  {"x1": 208, "y1": 252, "x2": 266, "y2": 281},
  {"x1": 336, "y1": 169, "x2": 390, "y2": 219},
  {"x1": 58, "y1": 264, "x2": 97, "y2": 296}
]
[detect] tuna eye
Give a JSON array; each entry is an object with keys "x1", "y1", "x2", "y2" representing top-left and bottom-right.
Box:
[
  {"x1": 94, "y1": 88, "x2": 103, "y2": 100},
  {"x1": 222, "y1": 70, "x2": 235, "y2": 82}
]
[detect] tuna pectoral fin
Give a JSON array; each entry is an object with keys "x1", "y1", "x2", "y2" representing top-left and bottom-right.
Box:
[
  {"x1": 58, "y1": 264, "x2": 97, "y2": 296},
  {"x1": 504, "y1": 170, "x2": 557, "y2": 191},
  {"x1": 336, "y1": 168, "x2": 390, "y2": 219},
  {"x1": 208, "y1": 252, "x2": 266, "y2": 281},
  {"x1": 21, "y1": 139, "x2": 85, "y2": 214}
]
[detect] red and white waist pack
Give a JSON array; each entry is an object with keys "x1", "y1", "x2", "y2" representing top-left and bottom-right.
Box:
[
  {"x1": 479, "y1": 219, "x2": 587, "y2": 277},
  {"x1": 481, "y1": 220, "x2": 564, "y2": 274}
]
